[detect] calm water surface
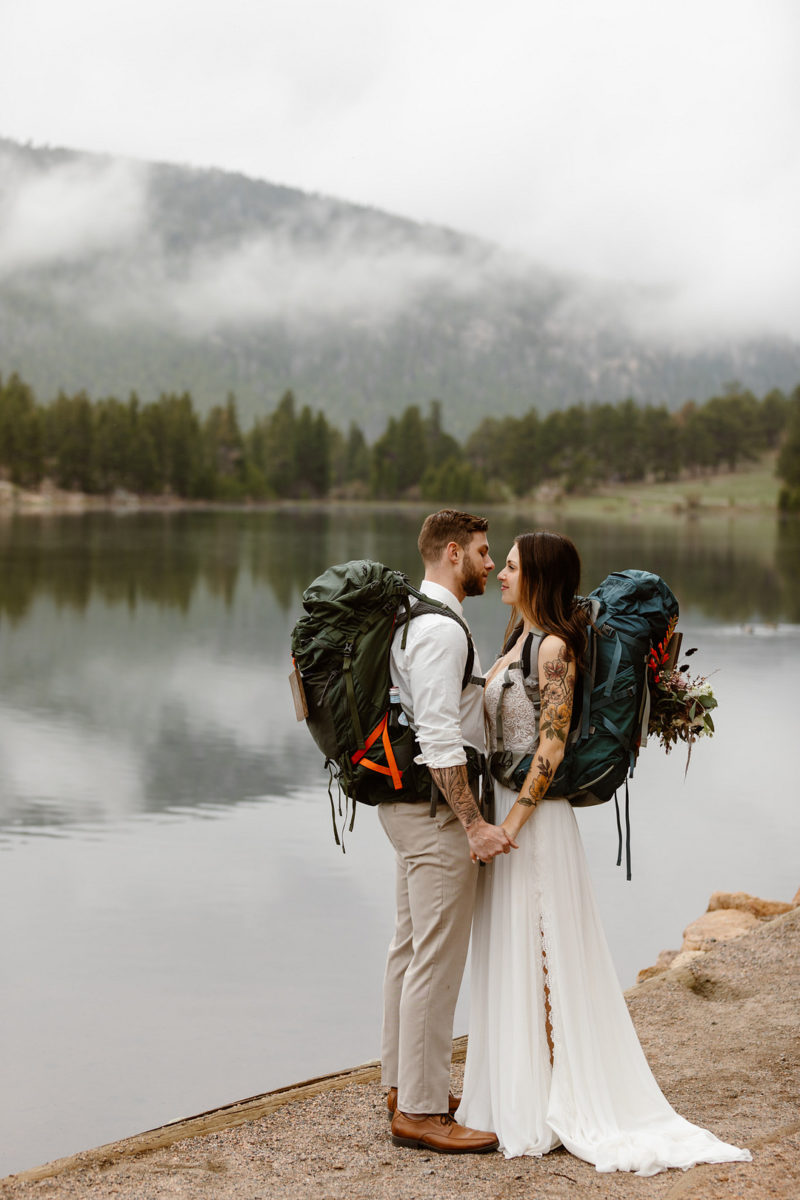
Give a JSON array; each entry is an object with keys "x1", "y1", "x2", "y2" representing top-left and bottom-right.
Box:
[{"x1": 1, "y1": 508, "x2": 798, "y2": 1176}]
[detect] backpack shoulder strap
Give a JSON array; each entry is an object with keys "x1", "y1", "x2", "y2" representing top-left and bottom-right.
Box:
[
  {"x1": 396, "y1": 591, "x2": 482, "y2": 691},
  {"x1": 520, "y1": 629, "x2": 536, "y2": 681},
  {"x1": 508, "y1": 629, "x2": 544, "y2": 692}
]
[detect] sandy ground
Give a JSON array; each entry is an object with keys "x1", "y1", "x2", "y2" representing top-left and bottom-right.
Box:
[{"x1": 3, "y1": 906, "x2": 798, "y2": 1200}]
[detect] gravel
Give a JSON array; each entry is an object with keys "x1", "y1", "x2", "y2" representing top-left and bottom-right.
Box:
[{"x1": 3, "y1": 907, "x2": 798, "y2": 1200}]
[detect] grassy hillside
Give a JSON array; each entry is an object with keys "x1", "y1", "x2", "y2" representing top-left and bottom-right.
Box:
[{"x1": 531, "y1": 454, "x2": 782, "y2": 520}]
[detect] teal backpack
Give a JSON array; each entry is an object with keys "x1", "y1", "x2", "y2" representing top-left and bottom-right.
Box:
[
  {"x1": 488, "y1": 569, "x2": 679, "y2": 878},
  {"x1": 290, "y1": 559, "x2": 483, "y2": 844}
]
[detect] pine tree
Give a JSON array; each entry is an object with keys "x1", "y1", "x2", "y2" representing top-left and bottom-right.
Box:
[
  {"x1": 265, "y1": 391, "x2": 298, "y2": 497},
  {"x1": 295, "y1": 405, "x2": 330, "y2": 497},
  {"x1": 759, "y1": 389, "x2": 788, "y2": 449},
  {"x1": 0, "y1": 373, "x2": 43, "y2": 487},
  {"x1": 203, "y1": 393, "x2": 245, "y2": 496},
  {"x1": 777, "y1": 388, "x2": 800, "y2": 511},
  {"x1": 93, "y1": 396, "x2": 135, "y2": 493},
  {"x1": 46, "y1": 391, "x2": 95, "y2": 491},
  {"x1": 344, "y1": 423, "x2": 370, "y2": 486}
]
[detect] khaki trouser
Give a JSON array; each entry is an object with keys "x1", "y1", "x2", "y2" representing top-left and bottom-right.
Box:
[{"x1": 379, "y1": 799, "x2": 478, "y2": 1115}]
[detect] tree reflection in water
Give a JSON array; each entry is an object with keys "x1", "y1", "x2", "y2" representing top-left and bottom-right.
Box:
[{"x1": 0, "y1": 508, "x2": 798, "y2": 623}]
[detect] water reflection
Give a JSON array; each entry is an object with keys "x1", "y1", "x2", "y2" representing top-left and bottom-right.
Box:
[
  {"x1": 1, "y1": 509, "x2": 798, "y2": 841},
  {"x1": 1, "y1": 509, "x2": 798, "y2": 624},
  {"x1": 0, "y1": 705, "x2": 145, "y2": 831},
  {"x1": 1, "y1": 508, "x2": 799, "y2": 1176},
  {"x1": 0, "y1": 509, "x2": 421, "y2": 622}
]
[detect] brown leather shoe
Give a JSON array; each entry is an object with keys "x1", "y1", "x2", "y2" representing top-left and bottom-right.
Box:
[
  {"x1": 390, "y1": 1110, "x2": 498, "y2": 1154},
  {"x1": 385, "y1": 1088, "x2": 460, "y2": 1118}
]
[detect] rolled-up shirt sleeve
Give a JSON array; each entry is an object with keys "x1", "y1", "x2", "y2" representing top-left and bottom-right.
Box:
[{"x1": 393, "y1": 615, "x2": 468, "y2": 769}]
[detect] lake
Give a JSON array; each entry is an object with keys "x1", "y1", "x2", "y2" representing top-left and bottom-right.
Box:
[{"x1": 1, "y1": 506, "x2": 798, "y2": 1177}]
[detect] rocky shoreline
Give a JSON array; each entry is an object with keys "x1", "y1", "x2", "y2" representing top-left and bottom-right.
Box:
[
  {"x1": 2, "y1": 890, "x2": 798, "y2": 1200},
  {"x1": 0, "y1": 480, "x2": 200, "y2": 514},
  {"x1": 0, "y1": 474, "x2": 781, "y2": 520},
  {"x1": 637, "y1": 886, "x2": 800, "y2": 983}
]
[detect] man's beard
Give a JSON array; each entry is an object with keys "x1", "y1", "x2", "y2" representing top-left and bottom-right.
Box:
[{"x1": 461, "y1": 557, "x2": 486, "y2": 597}]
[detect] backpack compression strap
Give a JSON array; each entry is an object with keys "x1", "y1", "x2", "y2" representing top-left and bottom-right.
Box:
[
  {"x1": 350, "y1": 712, "x2": 403, "y2": 789},
  {"x1": 343, "y1": 604, "x2": 400, "y2": 749}
]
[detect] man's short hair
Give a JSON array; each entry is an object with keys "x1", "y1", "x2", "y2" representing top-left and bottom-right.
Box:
[{"x1": 417, "y1": 509, "x2": 489, "y2": 564}]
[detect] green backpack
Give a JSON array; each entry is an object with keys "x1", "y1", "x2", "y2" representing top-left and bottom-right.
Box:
[
  {"x1": 290, "y1": 559, "x2": 482, "y2": 843},
  {"x1": 488, "y1": 569, "x2": 679, "y2": 878}
]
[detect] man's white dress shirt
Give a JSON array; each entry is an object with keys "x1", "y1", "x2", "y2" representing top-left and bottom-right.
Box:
[{"x1": 389, "y1": 580, "x2": 485, "y2": 769}]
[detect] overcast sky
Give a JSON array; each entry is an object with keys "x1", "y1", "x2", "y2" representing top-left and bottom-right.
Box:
[{"x1": 3, "y1": 0, "x2": 800, "y2": 338}]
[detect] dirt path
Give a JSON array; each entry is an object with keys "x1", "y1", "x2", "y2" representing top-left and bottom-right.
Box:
[{"x1": 3, "y1": 907, "x2": 798, "y2": 1200}]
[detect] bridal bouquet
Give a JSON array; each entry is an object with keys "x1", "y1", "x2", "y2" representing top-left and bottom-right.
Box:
[{"x1": 646, "y1": 618, "x2": 717, "y2": 765}]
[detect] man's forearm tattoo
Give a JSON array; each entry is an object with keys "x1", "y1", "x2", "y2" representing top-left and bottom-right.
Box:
[
  {"x1": 430, "y1": 765, "x2": 482, "y2": 828},
  {"x1": 519, "y1": 755, "x2": 553, "y2": 807}
]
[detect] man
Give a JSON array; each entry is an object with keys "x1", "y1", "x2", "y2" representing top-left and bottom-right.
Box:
[{"x1": 380, "y1": 509, "x2": 516, "y2": 1154}]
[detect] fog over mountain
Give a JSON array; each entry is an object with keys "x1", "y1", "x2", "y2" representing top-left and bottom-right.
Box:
[{"x1": 2, "y1": 137, "x2": 799, "y2": 434}]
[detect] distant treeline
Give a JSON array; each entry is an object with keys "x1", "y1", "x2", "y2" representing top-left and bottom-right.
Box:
[{"x1": 1, "y1": 372, "x2": 799, "y2": 507}]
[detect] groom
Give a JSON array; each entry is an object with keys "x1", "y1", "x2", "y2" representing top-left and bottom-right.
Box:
[{"x1": 379, "y1": 509, "x2": 515, "y2": 1153}]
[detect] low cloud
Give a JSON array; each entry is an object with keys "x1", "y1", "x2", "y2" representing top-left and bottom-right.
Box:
[
  {"x1": 0, "y1": 150, "x2": 522, "y2": 330},
  {"x1": 3, "y1": 146, "x2": 798, "y2": 352},
  {"x1": 0, "y1": 152, "x2": 149, "y2": 277},
  {"x1": 142, "y1": 225, "x2": 517, "y2": 334}
]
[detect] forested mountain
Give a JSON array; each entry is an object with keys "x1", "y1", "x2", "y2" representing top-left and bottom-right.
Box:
[{"x1": 2, "y1": 136, "x2": 800, "y2": 434}]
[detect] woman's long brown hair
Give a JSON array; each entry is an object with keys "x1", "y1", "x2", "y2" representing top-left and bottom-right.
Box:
[{"x1": 503, "y1": 530, "x2": 587, "y2": 664}]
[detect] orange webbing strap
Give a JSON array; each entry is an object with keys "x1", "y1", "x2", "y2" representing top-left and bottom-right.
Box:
[{"x1": 350, "y1": 714, "x2": 403, "y2": 790}]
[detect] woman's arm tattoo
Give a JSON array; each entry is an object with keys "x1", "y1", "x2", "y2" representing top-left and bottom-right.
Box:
[
  {"x1": 539, "y1": 645, "x2": 574, "y2": 744},
  {"x1": 519, "y1": 645, "x2": 576, "y2": 809},
  {"x1": 430, "y1": 765, "x2": 482, "y2": 828},
  {"x1": 519, "y1": 755, "x2": 553, "y2": 807}
]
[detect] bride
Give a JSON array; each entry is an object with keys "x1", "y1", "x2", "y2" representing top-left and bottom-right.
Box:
[{"x1": 456, "y1": 530, "x2": 751, "y2": 1176}]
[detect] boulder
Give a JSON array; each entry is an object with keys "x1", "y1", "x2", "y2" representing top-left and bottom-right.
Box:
[
  {"x1": 668, "y1": 949, "x2": 706, "y2": 973},
  {"x1": 707, "y1": 890, "x2": 793, "y2": 919},
  {"x1": 637, "y1": 890, "x2": 798, "y2": 986},
  {"x1": 682, "y1": 908, "x2": 759, "y2": 952},
  {"x1": 655, "y1": 948, "x2": 680, "y2": 971},
  {"x1": 636, "y1": 949, "x2": 680, "y2": 984}
]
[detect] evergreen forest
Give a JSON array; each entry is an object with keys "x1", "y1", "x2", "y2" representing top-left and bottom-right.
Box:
[{"x1": 1, "y1": 372, "x2": 799, "y2": 510}]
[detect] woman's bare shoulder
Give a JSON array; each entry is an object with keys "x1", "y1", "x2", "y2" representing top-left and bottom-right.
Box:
[
  {"x1": 538, "y1": 633, "x2": 576, "y2": 679},
  {"x1": 539, "y1": 632, "x2": 568, "y2": 658}
]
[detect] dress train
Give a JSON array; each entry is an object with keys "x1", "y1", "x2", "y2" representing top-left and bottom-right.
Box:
[{"x1": 457, "y1": 786, "x2": 751, "y2": 1175}]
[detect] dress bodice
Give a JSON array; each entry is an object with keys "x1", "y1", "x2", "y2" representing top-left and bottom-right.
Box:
[{"x1": 484, "y1": 666, "x2": 540, "y2": 754}]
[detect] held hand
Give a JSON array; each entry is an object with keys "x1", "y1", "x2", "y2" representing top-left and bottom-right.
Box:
[
  {"x1": 502, "y1": 816, "x2": 522, "y2": 844},
  {"x1": 467, "y1": 819, "x2": 518, "y2": 864}
]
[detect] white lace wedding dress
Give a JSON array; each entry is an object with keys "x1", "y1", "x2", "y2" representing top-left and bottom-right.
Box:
[{"x1": 456, "y1": 668, "x2": 751, "y2": 1176}]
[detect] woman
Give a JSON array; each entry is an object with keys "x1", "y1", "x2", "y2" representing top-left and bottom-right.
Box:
[{"x1": 456, "y1": 531, "x2": 750, "y2": 1176}]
